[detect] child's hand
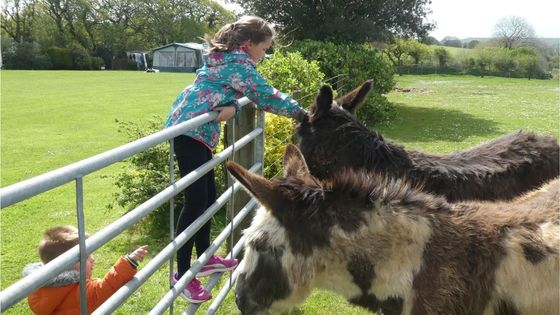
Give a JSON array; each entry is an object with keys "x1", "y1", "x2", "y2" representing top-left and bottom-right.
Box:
[
  {"x1": 128, "y1": 245, "x2": 148, "y2": 262},
  {"x1": 214, "y1": 106, "x2": 236, "y2": 122}
]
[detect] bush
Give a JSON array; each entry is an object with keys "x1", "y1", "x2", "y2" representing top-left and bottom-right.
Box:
[
  {"x1": 511, "y1": 47, "x2": 548, "y2": 79},
  {"x1": 1, "y1": 39, "x2": 52, "y2": 69},
  {"x1": 287, "y1": 40, "x2": 396, "y2": 125},
  {"x1": 47, "y1": 46, "x2": 73, "y2": 69},
  {"x1": 110, "y1": 116, "x2": 232, "y2": 238},
  {"x1": 258, "y1": 51, "x2": 326, "y2": 178},
  {"x1": 109, "y1": 117, "x2": 176, "y2": 238},
  {"x1": 69, "y1": 44, "x2": 92, "y2": 70},
  {"x1": 433, "y1": 47, "x2": 451, "y2": 68},
  {"x1": 90, "y1": 57, "x2": 105, "y2": 70}
]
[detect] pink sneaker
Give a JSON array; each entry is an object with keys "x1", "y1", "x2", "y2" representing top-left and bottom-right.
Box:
[
  {"x1": 173, "y1": 273, "x2": 212, "y2": 303},
  {"x1": 198, "y1": 255, "x2": 238, "y2": 276}
]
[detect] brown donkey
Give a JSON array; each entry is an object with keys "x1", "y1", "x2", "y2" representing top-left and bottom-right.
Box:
[
  {"x1": 296, "y1": 81, "x2": 559, "y2": 202},
  {"x1": 229, "y1": 144, "x2": 559, "y2": 315}
]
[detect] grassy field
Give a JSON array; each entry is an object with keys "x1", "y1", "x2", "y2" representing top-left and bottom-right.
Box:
[{"x1": 1, "y1": 71, "x2": 559, "y2": 314}]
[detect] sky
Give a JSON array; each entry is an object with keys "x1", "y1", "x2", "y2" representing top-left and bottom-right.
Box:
[
  {"x1": 215, "y1": 0, "x2": 560, "y2": 40},
  {"x1": 428, "y1": 0, "x2": 560, "y2": 40}
]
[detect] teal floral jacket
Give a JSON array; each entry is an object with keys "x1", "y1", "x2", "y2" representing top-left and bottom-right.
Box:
[{"x1": 164, "y1": 48, "x2": 306, "y2": 150}]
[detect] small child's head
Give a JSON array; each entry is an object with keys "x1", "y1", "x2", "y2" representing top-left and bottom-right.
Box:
[
  {"x1": 39, "y1": 225, "x2": 94, "y2": 277},
  {"x1": 208, "y1": 16, "x2": 275, "y2": 62}
]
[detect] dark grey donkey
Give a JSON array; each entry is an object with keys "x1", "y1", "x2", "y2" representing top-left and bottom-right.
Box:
[{"x1": 296, "y1": 80, "x2": 559, "y2": 202}]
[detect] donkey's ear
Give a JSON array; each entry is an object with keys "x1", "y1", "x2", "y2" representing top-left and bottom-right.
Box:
[
  {"x1": 283, "y1": 144, "x2": 310, "y2": 178},
  {"x1": 336, "y1": 79, "x2": 373, "y2": 114},
  {"x1": 226, "y1": 161, "x2": 275, "y2": 206},
  {"x1": 312, "y1": 85, "x2": 334, "y2": 118}
]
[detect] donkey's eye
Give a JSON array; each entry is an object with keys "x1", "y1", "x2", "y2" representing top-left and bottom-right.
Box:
[{"x1": 270, "y1": 245, "x2": 285, "y2": 258}]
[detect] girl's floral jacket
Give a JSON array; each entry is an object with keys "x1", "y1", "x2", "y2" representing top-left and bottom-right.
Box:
[{"x1": 164, "y1": 49, "x2": 306, "y2": 150}]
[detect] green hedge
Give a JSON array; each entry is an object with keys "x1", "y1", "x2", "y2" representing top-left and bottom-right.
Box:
[
  {"x1": 258, "y1": 51, "x2": 325, "y2": 178},
  {"x1": 287, "y1": 40, "x2": 397, "y2": 125},
  {"x1": 1, "y1": 39, "x2": 52, "y2": 70}
]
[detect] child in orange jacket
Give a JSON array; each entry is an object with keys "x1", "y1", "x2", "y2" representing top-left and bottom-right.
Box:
[{"x1": 22, "y1": 225, "x2": 148, "y2": 315}]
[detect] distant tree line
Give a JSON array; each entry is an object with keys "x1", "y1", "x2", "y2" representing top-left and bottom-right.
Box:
[
  {"x1": 384, "y1": 16, "x2": 558, "y2": 79},
  {"x1": 384, "y1": 38, "x2": 555, "y2": 80},
  {"x1": 1, "y1": 0, "x2": 235, "y2": 69},
  {"x1": 2, "y1": 0, "x2": 436, "y2": 70}
]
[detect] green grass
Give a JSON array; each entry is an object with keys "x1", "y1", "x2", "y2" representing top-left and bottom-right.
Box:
[
  {"x1": 1, "y1": 70, "x2": 194, "y2": 314},
  {"x1": 1, "y1": 71, "x2": 559, "y2": 314},
  {"x1": 381, "y1": 74, "x2": 559, "y2": 152}
]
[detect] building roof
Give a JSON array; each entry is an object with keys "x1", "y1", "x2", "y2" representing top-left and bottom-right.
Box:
[{"x1": 152, "y1": 42, "x2": 205, "y2": 51}]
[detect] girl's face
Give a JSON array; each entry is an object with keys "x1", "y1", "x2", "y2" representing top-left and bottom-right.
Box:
[{"x1": 242, "y1": 37, "x2": 272, "y2": 63}]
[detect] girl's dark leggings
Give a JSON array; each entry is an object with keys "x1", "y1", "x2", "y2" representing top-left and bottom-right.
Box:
[{"x1": 174, "y1": 135, "x2": 216, "y2": 277}]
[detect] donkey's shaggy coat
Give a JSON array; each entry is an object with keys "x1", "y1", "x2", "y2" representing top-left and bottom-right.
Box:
[
  {"x1": 229, "y1": 145, "x2": 559, "y2": 315},
  {"x1": 297, "y1": 81, "x2": 559, "y2": 202}
]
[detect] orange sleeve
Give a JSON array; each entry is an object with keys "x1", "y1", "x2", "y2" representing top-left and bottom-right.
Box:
[{"x1": 86, "y1": 256, "x2": 137, "y2": 312}]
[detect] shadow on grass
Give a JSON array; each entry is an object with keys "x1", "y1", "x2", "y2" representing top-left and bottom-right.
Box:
[{"x1": 378, "y1": 103, "x2": 501, "y2": 143}]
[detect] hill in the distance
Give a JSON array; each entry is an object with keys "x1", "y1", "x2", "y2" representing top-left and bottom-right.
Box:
[{"x1": 461, "y1": 37, "x2": 559, "y2": 48}]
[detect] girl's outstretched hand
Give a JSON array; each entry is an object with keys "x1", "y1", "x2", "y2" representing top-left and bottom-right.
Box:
[{"x1": 214, "y1": 106, "x2": 236, "y2": 122}]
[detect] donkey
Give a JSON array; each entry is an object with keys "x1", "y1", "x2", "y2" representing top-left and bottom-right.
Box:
[
  {"x1": 228, "y1": 144, "x2": 559, "y2": 315},
  {"x1": 296, "y1": 81, "x2": 559, "y2": 202}
]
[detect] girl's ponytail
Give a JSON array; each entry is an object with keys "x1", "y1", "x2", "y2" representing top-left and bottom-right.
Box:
[{"x1": 207, "y1": 16, "x2": 275, "y2": 52}]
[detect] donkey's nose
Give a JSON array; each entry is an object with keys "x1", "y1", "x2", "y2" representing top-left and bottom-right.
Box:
[{"x1": 236, "y1": 292, "x2": 263, "y2": 315}]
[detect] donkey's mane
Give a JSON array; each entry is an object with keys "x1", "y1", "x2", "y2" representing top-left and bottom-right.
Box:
[{"x1": 274, "y1": 166, "x2": 451, "y2": 218}]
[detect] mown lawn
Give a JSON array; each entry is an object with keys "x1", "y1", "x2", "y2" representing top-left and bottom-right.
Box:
[
  {"x1": 381, "y1": 74, "x2": 559, "y2": 151},
  {"x1": 1, "y1": 71, "x2": 558, "y2": 314}
]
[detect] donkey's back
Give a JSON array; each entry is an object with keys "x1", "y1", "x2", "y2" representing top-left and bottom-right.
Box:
[
  {"x1": 297, "y1": 82, "x2": 560, "y2": 202},
  {"x1": 409, "y1": 130, "x2": 559, "y2": 201}
]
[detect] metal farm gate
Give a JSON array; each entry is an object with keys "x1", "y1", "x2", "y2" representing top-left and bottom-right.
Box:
[
  {"x1": 0, "y1": 97, "x2": 263, "y2": 314},
  {"x1": 0, "y1": 74, "x2": 346, "y2": 314}
]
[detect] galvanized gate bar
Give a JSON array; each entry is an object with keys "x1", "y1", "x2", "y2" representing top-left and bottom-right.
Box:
[
  {"x1": 0, "y1": 128, "x2": 261, "y2": 311},
  {"x1": 93, "y1": 166, "x2": 259, "y2": 315},
  {"x1": 168, "y1": 138, "x2": 176, "y2": 315},
  {"x1": 0, "y1": 97, "x2": 253, "y2": 208},
  {"x1": 75, "y1": 176, "x2": 88, "y2": 315}
]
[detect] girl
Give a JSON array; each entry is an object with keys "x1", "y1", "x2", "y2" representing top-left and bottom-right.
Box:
[{"x1": 164, "y1": 16, "x2": 307, "y2": 303}]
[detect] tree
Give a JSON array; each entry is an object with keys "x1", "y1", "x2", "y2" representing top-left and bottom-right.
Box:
[
  {"x1": 406, "y1": 39, "x2": 430, "y2": 66},
  {"x1": 385, "y1": 38, "x2": 408, "y2": 75},
  {"x1": 512, "y1": 47, "x2": 544, "y2": 79},
  {"x1": 231, "y1": 0, "x2": 434, "y2": 43},
  {"x1": 493, "y1": 16, "x2": 535, "y2": 49},
  {"x1": 467, "y1": 40, "x2": 480, "y2": 49},
  {"x1": 441, "y1": 36, "x2": 462, "y2": 47},
  {"x1": 1, "y1": 0, "x2": 38, "y2": 43},
  {"x1": 423, "y1": 36, "x2": 440, "y2": 45},
  {"x1": 1, "y1": 0, "x2": 236, "y2": 69},
  {"x1": 433, "y1": 47, "x2": 450, "y2": 68},
  {"x1": 138, "y1": 0, "x2": 234, "y2": 46},
  {"x1": 475, "y1": 48, "x2": 493, "y2": 77}
]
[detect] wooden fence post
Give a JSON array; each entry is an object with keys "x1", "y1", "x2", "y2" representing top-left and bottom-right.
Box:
[{"x1": 224, "y1": 106, "x2": 256, "y2": 251}]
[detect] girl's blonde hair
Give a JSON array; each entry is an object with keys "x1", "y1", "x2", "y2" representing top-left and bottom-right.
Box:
[{"x1": 207, "y1": 16, "x2": 275, "y2": 52}]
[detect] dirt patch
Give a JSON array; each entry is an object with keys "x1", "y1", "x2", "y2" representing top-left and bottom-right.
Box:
[{"x1": 392, "y1": 87, "x2": 431, "y2": 94}]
